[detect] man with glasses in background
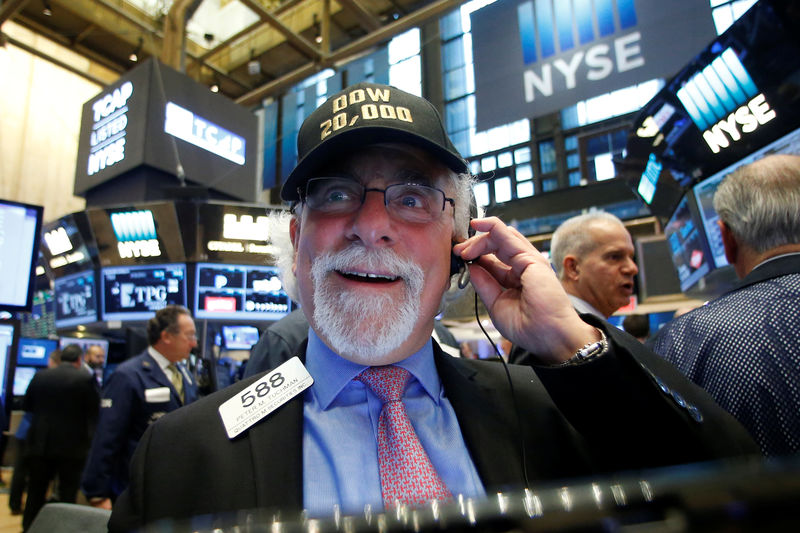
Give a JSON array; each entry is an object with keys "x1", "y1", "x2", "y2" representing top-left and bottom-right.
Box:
[
  {"x1": 110, "y1": 83, "x2": 756, "y2": 531},
  {"x1": 81, "y1": 305, "x2": 198, "y2": 510}
]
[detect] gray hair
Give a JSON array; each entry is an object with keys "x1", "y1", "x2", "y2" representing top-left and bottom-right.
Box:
[
  {"x1": 270, "y1": 171, "x2": 478, "y2": 304},
  {"x1": 713, "y1": 153, "x2": 800, "y2": 254},
  {"x1": 550, "y1": 211, "x2": 625, "y2": 279}
]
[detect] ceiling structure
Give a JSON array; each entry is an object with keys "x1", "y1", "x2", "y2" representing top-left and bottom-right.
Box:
[{"x1": 0, "y1": 0, "x2": 470, "y2": 107}]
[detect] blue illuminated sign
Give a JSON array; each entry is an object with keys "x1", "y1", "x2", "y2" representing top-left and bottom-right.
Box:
[
  {"x1": 517, "y1": 0, "x2": 637, "y2": 64},
  {"x1": 110, "y1": 210, "x2": 157, "y2": 242}
]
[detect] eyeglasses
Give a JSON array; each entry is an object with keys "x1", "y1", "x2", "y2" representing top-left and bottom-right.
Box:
[{"x1": 300, "y1": 177, "x2": 455, "y2": 224}]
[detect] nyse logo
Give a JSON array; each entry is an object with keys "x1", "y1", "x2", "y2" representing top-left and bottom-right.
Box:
[
  {"x1": 676, "y1": 48, "x2": 776, "y2": 154},
  {"x1": 111, "y1": 210, "x2": 161, "y2": 259},
  {"x1": 517, "y1": 0, "x2": 643, "y2": 102}
]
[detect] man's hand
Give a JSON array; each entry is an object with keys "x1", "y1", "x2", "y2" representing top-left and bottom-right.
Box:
[{"x1": 452, "y1": 217, "x2": 600, "y2": 364}]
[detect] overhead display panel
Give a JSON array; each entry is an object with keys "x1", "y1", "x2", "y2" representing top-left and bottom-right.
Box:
[
  {"x1": 192, "y1": 203, "x2": 282, "y2": 265},
  {"x1": 74, "y1": 58, "x2": 258, "y2": 202},
  {"x1": 87, "y1": 202, "x2": 186, "y2": 266},
  {"x1": 471, "y1": 0, "x2": 716, "y2": 130},
  {"x1": 101, "y1": 263, "x2": 187, "y2": 322},
  {"x1": 194, "y1": 263, "x2": 291, "y2": 321},
  {"x1": 622, "y1": 0, "x2": 800, "y2": 219},
  {"x1": 40, "y1": 212, "x2": 98, "y2": 278}
]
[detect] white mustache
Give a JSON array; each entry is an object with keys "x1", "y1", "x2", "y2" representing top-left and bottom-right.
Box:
[{"x1": 312, "y1": 246, "x2": 424, "y2": 286}]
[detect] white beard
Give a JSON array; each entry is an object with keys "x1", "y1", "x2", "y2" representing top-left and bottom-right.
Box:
[{"x1": 310, "y1": 246, "x2": 425, "y2": 362}]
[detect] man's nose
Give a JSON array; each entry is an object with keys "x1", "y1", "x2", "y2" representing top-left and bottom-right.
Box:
[{"x1": 348, "y1": 190, "x2": 396, "y2": 246}]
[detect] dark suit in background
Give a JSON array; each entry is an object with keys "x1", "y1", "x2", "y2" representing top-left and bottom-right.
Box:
[
  {"x1": 81, "y1": 351, "x2": 198, "y2": 502},
  {"x1": 650, "y1": 254, "x2": 800, "y2": 456},
  {"x1": 22, "y1": 361, "x2": 99, "y2": 530}
]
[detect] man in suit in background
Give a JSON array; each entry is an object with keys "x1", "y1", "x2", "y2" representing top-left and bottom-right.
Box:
[
  {"x1": 110, "y1": 83, "x2": 756, "y2": 531},
  {"x1": 22, "y1": 344, "x2": 99, "y2": 530},
  {"x1": 81, "y1": 305, "x2": 198, "y2": 510},
  {"x1": 650, "y1": 154, "x2": 800, "y2": 457},
  {"x1": 549, "y1": 212, "x2": 639, "y2": 319},
  {"x1": 82, "y1": 344, "x2": 106, "y2": 387}
]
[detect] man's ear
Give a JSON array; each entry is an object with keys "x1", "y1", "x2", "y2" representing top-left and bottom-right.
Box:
[
  {"x1": 718, "y1": 220, "x2": 738, "y2": 266},
  {"x1": 563, "y1": 255, "x2": 580, "y2": 281},
  {"x1": 289, "y1": 216, "x2": 301, "y2": 275}
]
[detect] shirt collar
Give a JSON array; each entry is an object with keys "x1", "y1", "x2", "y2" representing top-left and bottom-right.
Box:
[
  {"x1": 568, "y1": 294, "x2": 606, "y2": 319},
  {"x1": 147, "y1": 346, "x2": 171, "y2": 371},
  {"x1": 305, "y1": 327, "x2": 442, "y2": 410}
]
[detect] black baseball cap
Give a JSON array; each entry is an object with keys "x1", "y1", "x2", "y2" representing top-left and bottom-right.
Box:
[{"x1": 281, "y1": 82, "x2": 469, "y2": 202}]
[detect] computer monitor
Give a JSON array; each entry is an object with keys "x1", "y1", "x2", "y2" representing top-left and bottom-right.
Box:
[
  {"x1": 16, "y1": 337, "x2": 58, "y2": 367},
  {"x1": 664, "y1": 194, "x2": 713, "y2": 292},
  {"x1": 54, "y1": 270, "x2": 99, "y2": 328},
  {"x1": 0, "y1": 322, "x2": 16, "y2": 407},
  {"x1": 59, "y1": 337, "x2": 110, "y2": 357},
  {"x1": 221, "y1": 325, "x2": 261, "y2": 350},
  {"x1": 0, "y1": 199, "x2": 43, "y2": 313},
  {"x1": 194, "y1": 263, "x2": 291, "y2": 321},
  {"x1": 101, "y1": 263, "x2": 187, "y2": 321},
  {"x1": 13, "y1": 366, "x2": 39, "y2": 396}
]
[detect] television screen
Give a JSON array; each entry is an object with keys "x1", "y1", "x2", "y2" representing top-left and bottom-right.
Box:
[
  {"x1": 194, "y1": 263, "x2": 290, "y2": 321},
  {"x1": 16, "y1": 337, "x2": 58, "y2": 367},
  {"x1": 0, "y1": 199, "x2": 43, "y2": 312},
  {"x1": 20, "y1": 290, "x2": 57, "y2": 339},
  {"x1": 101, "y1": 263, "x2": 187, "y2": 321},
  {"x1": 665, "y1": 194, "x2": 713, "y2": 292},
  {"x1": 693, "y1": 126, "x2": 800, "y2": 270},
  {"x1": 13, "y1": 366, "x2": 39, "y2": 396},
  {"x1": 54, "y1": 270, "x2": 99, "y2": 328},
  {"x1": 221, "y1": 325, "x2": 261, "y2": 350}
]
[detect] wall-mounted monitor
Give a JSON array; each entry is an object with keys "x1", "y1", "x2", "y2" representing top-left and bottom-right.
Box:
[
  {"x1": 221, "y1": 325, "x2": 261, "y2": 350},
  {"x1": 101, "y1": 263, "x2": 187, "y2": 321},
  {"x1": 40, "y1": 212, "x2": 97, "y2": 278},
  {"x1": 664, "y1": 194, "x2": 713, "y2": 292},
  {"x1": 13, "y1": 366, "x2": 39, "y2": 396},
  {"x1": 54, "y1": 270, "x2": 99, "y2": 329},
  {"x1": 194, "y1": 263, "x2": 290, "y2": 321},
  {"x1": 0, "y1": 199, "x2": 43, "y2": 313},
  {"x1": 16, "y1": 337, "x2": 58, "y2": 367}
]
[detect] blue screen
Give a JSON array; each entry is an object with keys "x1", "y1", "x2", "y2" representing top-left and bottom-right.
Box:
[
  {"x1": 101, "y1": 263, "x2": 187, "y2": 321},
  {"x1": 17, "y1": 337, "x2": 58, "y2": 367}
]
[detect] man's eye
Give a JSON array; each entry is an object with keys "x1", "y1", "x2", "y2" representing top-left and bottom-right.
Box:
[
  {"x1": 325, "y1": 190, "x2": 350, "y2": 203},
  {"x1": 399, "y1": 194, "x2": 424, "y2": 208}
]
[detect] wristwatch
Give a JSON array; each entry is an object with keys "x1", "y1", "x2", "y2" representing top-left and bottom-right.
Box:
[{"x1": 556, "y1": 327, "x2": 609, "y2": 367}]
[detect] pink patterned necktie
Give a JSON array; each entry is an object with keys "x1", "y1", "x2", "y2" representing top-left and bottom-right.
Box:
[{"x1": 356, "y1": 365, "x2": 452, "y2": 509}]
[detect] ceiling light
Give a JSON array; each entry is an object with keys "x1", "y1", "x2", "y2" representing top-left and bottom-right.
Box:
[
  {"x1": 42, "y1": 0, "x2": 53, "y2": 16},
  {"x1": 247, "y1": 49, "x2": 260, "y2": 75},
  {"x1": 129, "y1": 37, "x2": 143, "y2": 63},
  {"x1": 210, "y1": 83, "x2": 219, "y2": 93},
  {"x1": 313, "y1": 14, "x2": 322, "y2": 45}
]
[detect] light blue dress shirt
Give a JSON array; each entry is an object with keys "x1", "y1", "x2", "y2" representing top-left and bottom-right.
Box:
[{"x1": 302, "y1": 329, "x2": 485, "y2": 517}]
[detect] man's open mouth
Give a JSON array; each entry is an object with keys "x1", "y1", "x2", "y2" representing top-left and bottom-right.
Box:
[{"x1": 337, "y1": 270, "x2": 401, "y2": 284}]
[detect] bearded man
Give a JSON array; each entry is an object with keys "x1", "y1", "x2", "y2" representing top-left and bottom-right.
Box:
[{"x1": 110, "y1": 83, "x2": 757, "y2": 531}]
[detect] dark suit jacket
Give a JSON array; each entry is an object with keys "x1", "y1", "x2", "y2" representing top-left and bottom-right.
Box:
[
  {"x1": 110, "y1": 321, "x2": 757, "y2": 532},
  {"x1": 649, "y1": 253, "x2": 800, "y2": 456},
  {"x1": 23, "y1": 362, "x2": 99, "y2": 460},
  {"x1": 81, "y1": 351, "x2": 198, "y2": 499}
]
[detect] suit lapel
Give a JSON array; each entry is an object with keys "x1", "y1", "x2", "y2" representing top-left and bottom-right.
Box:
[
  {"x1": 434, "y1": 348, "x2": 527, "y2": 491},
  {"x1": 246, "y1": 341, "x2": 307, "y2": 513}
]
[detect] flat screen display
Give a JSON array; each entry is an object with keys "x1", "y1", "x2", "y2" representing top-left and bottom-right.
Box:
[
  {"x1": 692, "y1": 126, "x2": 800, "y2": 270},
  {"x1": 13, "y1": 366, "x2": 39, "y2": 396},
  {"x1": 195, "y1": 263, "x2": 290, "y2": 321},
  {"x1": 16, "y1": 337, "x2": 58, "y2": 367},
  {"x1": 665, "y1": 194, "x2": 713, "y2": 292},
  {"x1": 221, "y1": 325, "x2": 261, "y2": 350},
  {"x1": 101, "y1": 263, "x2": 187, "y2": 321},
  {"x1": 54, "y1": 270, "x2": 99, "y2": 328},
  {"x1": 0, "y1": 199, "x2": 43, "y2": 312}
]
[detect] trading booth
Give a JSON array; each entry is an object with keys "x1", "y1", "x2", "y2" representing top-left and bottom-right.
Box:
[{"x1": 621, "y1": 0, "x2": 800, "y2": 300}]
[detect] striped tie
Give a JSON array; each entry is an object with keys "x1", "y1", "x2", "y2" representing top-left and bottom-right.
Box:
[{"x1": 167, "y1": 364, "x2": 184, "y2": 403}]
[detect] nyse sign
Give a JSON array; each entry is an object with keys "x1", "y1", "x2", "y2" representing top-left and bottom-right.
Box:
[
  {"x1": 87, "y1": 81, "x2": 134, "y2": 176},
  {"x1": 701, "y1": 94, "x2": 776, "y2": 154},
  {"x1": 472, "y1": 0, "x2": 716, "y2": 129}
]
